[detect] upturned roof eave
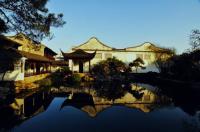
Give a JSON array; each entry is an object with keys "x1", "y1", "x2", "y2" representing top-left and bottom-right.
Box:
[{"x1": 61, "y1": 49, "x2": 96, "y2": 60}]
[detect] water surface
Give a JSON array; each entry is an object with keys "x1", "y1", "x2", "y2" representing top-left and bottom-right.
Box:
[{"x1": 0, "y1": 83, "x2": 200, "y2": 132}]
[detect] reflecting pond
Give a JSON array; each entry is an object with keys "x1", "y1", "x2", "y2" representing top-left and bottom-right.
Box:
[{"x1": 0, "y1": 82, "x2": 200, "y2": 132}]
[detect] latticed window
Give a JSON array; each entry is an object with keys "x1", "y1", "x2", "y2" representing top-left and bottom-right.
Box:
[
  {"x1": 95, "y1": 53, "x2": 102, "y2": 59},
  {"x1": 104, "y1": 53, "x2": 112, "y2": 59}
]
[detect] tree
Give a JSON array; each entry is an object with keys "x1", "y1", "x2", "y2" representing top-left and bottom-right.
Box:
[
  {"x1": 129, "y1": 57, "x2": 145, "y2": 73},
  {"x1": 154, "y1": 48, "x2": 175, "y2": 74},
  {"x1": 169, "y1": 50, "x2": 200, "y2": 81},
  {"x1": 91, "y1": 57, "x2": 127, "y2": 79},
  {"x1": 0, "y1": 0, "x2": 65, "y2": 42},
  {"x1": 190, "y1": 29, "x2": 200, "y2": 51}
]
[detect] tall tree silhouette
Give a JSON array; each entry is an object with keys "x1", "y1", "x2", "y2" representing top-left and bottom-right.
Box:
[
  {"x1": 190, "y1": 29, "x2": 200, "y2": 51},
  {"x1": 0, "y1": 0, "x2": 65, "y2": 42}
]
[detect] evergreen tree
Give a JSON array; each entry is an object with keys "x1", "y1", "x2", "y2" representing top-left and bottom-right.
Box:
[
  {"x1": 0, "y1": 0, "x2": 65, "y2": 41},
  {"x1": 129, "y1": 57, "x2": 145, "y2": 73}
]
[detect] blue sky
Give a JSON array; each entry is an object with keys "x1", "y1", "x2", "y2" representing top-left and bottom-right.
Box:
[{"x1": 44, "y1": 0, "x2": 200, "y2": 54}]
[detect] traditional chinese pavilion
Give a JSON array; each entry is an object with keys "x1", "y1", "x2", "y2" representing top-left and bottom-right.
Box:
[{"x1": 61, "y1": 49, "x2": 96, "y2": 73}]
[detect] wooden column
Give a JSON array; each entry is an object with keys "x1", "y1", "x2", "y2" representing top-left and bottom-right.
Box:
[
  {"x1": 33, "y1": 63, "x2": 36, "y2": 75},
  {"x1": 21, "y1": 61, "x2": 24, "y2": 73},
  {"x1": 45, "y1": 63, "x2": 47, "y2": 73},
  {"x1": 89, "y1": 60, "x2": 91, "y2": 73},
  {"x1": 47, "y1": 63, "x2": 50, "y2": 73}
]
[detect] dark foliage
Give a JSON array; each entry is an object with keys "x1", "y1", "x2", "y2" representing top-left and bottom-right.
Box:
[
  {"x1": 94, "y1": 81, "x2": 129, "y2": 101},
  {"x1": 129, "y1": 57, "x2": 146, "y2": 73},
  {"x1": 161, "y1": 49, "x2": 200, "y2": 81},
  {"x1": 48, "y1": 67, "x2": 72, "y2": 87},
  {"x1": 190, "y1": 29, "x2": 200, "y2": 51},
  {"x1": 91, "y1": 57, "x2": 128, "y2": 79},
  {"x1": 0, "y1": 0, "x2": 65, "y2": 41}
]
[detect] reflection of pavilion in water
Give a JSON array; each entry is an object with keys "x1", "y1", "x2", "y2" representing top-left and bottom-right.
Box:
[{"x1": 60, "y1": 84, "x2": 171, "y2": 117}]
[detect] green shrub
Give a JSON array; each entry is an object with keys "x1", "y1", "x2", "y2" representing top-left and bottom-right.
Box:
[
  {"x1": 50, "y1": 72, "x2": 65, "y2": 87},
  {"x1": 65, "y1": 74, "x2": 82, "y2": 86},
  {"x1": 61, "y1": 66, "x2": 72, "y2": 74},
  {"x1": 91, "y1": 57, "x2": 128, "y2": 78}
]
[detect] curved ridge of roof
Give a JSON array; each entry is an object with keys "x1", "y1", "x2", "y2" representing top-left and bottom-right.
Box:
[
  {"x1": 125, "y1": 42, "x2": 171, "y2": 52},
  {"x1": 72, "y1": 37, "x2": 113, "y2": 50},
  {"x1": 125, "y1": 42, "x2": 155, "y2": 49},
  {"x1": 71, "y1": 37, "x2": 171, "y2": 53}
]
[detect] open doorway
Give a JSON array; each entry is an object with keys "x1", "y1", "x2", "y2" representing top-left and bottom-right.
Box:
[{"x1": 79, "y1": 62, "x2": 83, "y2": 73}]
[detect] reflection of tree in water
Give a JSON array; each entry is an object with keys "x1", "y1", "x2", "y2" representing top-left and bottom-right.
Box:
[
  {"x1": 128, "y1": 83, "x2": 145, "y2": 100},
  {"x1": 0, "y1": 106, "x2": 25, "y2": 132},
  {"x1": 128, "y1": 90, "x2": 144, "y2": 100},
  {"x1": 0, "y1": 82, "x2": 16, "y2": 106},
  {"x1": 182, "y1": 118, "x2": 200, "y2": 132},
  {"x1": 93, "y1": 81, "x2": 147, "y2": 102},
  {"x1": 159, "y1": 84, "x2": 200, "y2": 116},
  {"x1": 94, "y1": 81, "x2": 129, "y2": 102}
]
